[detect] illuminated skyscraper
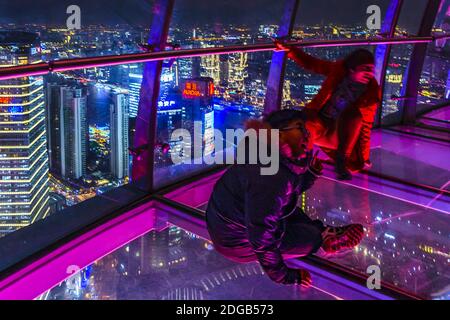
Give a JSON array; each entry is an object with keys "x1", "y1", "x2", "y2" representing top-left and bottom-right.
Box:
[
  {"x1": 47, "y1": 84, "x2": 87, "y2": 180},
  {"x1": 0, "y1": 32, "x2": 49, "y2": 234},
  {"x1": 219, "y1": 55, "x2": 229, "y2": 88},
  {"x1": 110, "y1": 92, "x2": 129, "y2": 180},
  {"x1": 282, "y1": 80, "x2": 293, "y2": 108},
  {"x1": 227, "y1": 53, "x2": 248, "y2": 96},
  {"x1": 128, "y1": 66, "x2": 143, "y2": 118},
  {"x1": 177, "y1": 59, "x2": 193, "y2": 83},
  {"x1": 129, "y1": 64, "x2": 178, "y2": 119},
  {"x1": 200, "y1": 45, "x2": 221, "y2": 86},
  {"x1": 181, "y1": 78, "x2": 215, "y2": 158}
]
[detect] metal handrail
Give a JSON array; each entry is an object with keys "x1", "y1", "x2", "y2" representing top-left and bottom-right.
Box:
[{"x1": 0, "y1": 35, "x2": 448, "y2": 81}]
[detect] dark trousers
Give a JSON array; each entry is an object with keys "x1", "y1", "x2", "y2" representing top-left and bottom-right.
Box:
[
  {"x1": 210, "y1": 208, "x2": 325, "y2": 263},
  {"x1": 279, "y1": 208, "x2": 325, "y2": 259},
  {"x1": 305, "y1": 106, "x2": 363, "y2": 157}
]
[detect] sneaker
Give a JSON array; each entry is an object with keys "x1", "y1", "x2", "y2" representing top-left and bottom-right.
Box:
[
  {"x1": 335, "y1": 154, "x2": 352, "y2": 180},
  {"x1": 335, "y1": 166, "x2": 352, "y2": 180},
  {"x1": 321, "y1": 224, "x2": 364, "y2": 253}
]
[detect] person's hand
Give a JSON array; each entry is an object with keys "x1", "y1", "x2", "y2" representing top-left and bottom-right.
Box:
[
  {"x1": 273, "y1": 39, "x2": 291, "y2": 52},
  {"x1": 297, "y1": 269, "x2": 312, "y2": 288},
  {"x1": 309, "y1": 150, "x2": 323, "y2": 174}
]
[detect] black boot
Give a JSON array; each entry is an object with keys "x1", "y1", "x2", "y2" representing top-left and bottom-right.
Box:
[{"x1": 335, "y1": 154, "x2": 352, "y2": 180}]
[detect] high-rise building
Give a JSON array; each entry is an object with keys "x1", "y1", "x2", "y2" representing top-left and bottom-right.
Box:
[
  {"x1": 219, "y1": 55, "x2": 229, "y2": 88},
  {"x1": 129, "y1": 64, "x2": 178, "y2": 119},
  {"x1": 227, "y1": 53, "x2": 248, "y2": 96},
  {"x1": 192, "y1": 57, "x2": 201, "y2": 79},
  {"x1": 282, "y1": 80, "x2": 293, "y2": 108},
  {"x1": 110, "y1": 92, "x2": 130, "y2": 180},
  {"x1": 258, "y1": 25, "x2": 279, "y2": 37},
  {"x1": 128, "y1": 66, "x2": 143, "y2": 118},
  {"x1": 177, "y1": 58, "x2": 194, "y2": 83},
  {"x1": 47, "y1": 84, "x2": 87, "y2": 180},
  {"x1": 181, "y1": 78, "x2": 215, "y2": 158},
  {"x1": 0, "y1": 31, "x2": 50, "y2": 234},
  {"x1": 200, "y1": 45, "x2": 220, "y2": 86}
]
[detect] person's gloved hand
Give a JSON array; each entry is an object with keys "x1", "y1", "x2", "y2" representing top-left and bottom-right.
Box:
[
  {"x1": 273, "y1": 39, "x2": 291, "y2": 52},
  {"x1": 297, "y1": 269, "x2": 312, "y2": 288}
]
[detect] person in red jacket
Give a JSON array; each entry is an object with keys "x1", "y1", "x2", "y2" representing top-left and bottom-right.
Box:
[{"x1": 276, "y1": 41, "x2": 382, "y2": 180}]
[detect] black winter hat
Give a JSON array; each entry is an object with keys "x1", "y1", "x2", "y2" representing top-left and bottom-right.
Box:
[
  {"x1": 264, "y1": 109, "x2": 307, "y2": 129},
  {"x1": 344, "y1": 49, "x2": 375, "y2": 70}
]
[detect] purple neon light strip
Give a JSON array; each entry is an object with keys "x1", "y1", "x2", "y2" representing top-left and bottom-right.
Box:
[
  {"x1": 0, "y1": 201, "x2": 158, "y2": 300},
  {"x1": 163, "y1": 170, "x2": 225, "y2": 206}
]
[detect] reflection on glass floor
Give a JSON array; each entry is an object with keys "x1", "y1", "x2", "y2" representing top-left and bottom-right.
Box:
[
  {"x1": 389, "y1": 125, "x2": 450, "y2": 141},
  {"x1": 419, "y1": 106, "x2": 450, "y2": 131},
  {"x1": 41, "y1": 226, "x2": 343, "y2": 300},
  {"x1": 369, "y1": 128, "x2": 450, "y2": 190},
  {"x1": 420, "y1": 118, "x2": 450, "y2": 130},
  {"x1": 193, "y1": 173, "x2": 449, "y2": 300},
  {"x1": 304, "y1": 177, "x2": 449, "y2": 300},
  {"x1": 424, "y1": 106, "x2": 450, "y2": 122}
]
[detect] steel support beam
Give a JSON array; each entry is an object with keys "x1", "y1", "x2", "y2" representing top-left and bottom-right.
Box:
[
  {"x1": 263, "y1": 0, "x2": 300, "y2": 114},
  {"x1": 374, "y1": 0, "x2": 404, "y2": 127},
  {"x1": 132, "y1": 0, "x2": 175, "y2": 191},
  {"x1": 400, "y1": 0, "x2": 443, "y2": 124}
]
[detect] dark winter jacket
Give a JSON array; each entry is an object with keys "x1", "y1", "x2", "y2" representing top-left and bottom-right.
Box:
[{"x1": 206, "y1": 154, "x2": 320, "y2": 284}]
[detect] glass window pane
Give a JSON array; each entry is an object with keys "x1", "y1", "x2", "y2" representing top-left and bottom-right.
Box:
[
  {"x1": 294, "y1": 0, "x2": 391, "y2": 40},
  {"x1": 170, "y1": 0, "x2": 285, "y2": 49},
  {"x1": 153, "y1": 52, "x2": 271, "y2": 189},
  {"x1": 381, "y1": 44, "x2": 415, "y2": 122},
  {"x1": 305, "y1": 178, "x2": 449, "y2": 300},
  {"x1": 282, "y1": 1, "x2": 446, "y2": 203},
  {"x1": 381, "y1": 0, "x2": 430, "y2": 123},
  {"x1": 0, "y1": 63, "x2": 140, "y2": 238},
  {"x1": 416, "y1": 3, "x2": 450, "y2": 113},
  {"x1": 0, "y1": 0, "x2": 155, "y2": 59},
  {"x1": 284, "y1": 45, "x2": 376, "y2": 109},
  {"x1": 375, "y1": 2, "x2": 449, "y2": 203}
]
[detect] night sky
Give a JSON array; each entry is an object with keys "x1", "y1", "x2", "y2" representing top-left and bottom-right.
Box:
[{"x1": 0, "y1": 0, "x2": 428, "y2": 32}]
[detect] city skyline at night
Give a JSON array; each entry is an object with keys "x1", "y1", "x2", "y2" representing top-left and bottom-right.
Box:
[
  {"x1": 0, "y1": 19, "x2": 448, "y2": 236},
  {"x1": 0, "y1": 0, "x2": 428, "y2": 32}
]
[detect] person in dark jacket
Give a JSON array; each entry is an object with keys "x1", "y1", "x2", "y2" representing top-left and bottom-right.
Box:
[
  {"x1": 206, "y1": 110, "x2": 364, "y2": 287},
  {"x1": 276, "y1": 41, "x2": 382, "y2": 180}
]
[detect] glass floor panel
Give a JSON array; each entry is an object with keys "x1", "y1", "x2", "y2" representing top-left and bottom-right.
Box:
[
  {"x1": 305, "y1": 177, "x2": 449, "y2": 300},
  {"x1": 389, "y1": 125, "x2": 450, "y2": 141},
  {"x1": 39, "y1": 224, "x2": 370, "y2": 300},
  {"x1": 369, "y1": 129, "x2": 450, "y2": 190},
  {"x1": 189, "y1": 174, "x2": 449, "y2": 300},
  {"x1": 419, "y1": 106, "x2": 450, "y2": 131},
  {"x1": 419, "y1": 118, "x2": 450, "y2": 130},
  {"x1": 425, "y1": 106, "x2": 450, "y2": 122}
]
